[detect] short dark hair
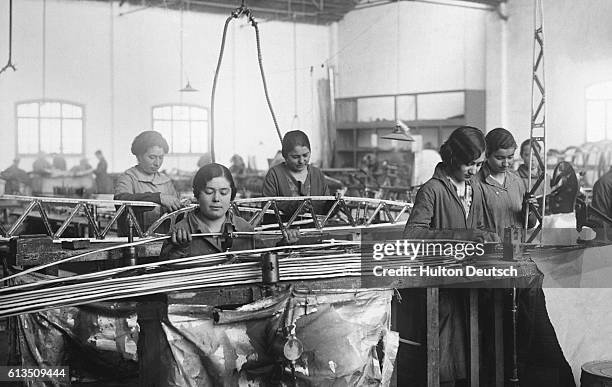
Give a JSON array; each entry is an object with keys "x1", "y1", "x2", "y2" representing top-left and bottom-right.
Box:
[
  {"x1": 440, "y1": 126, "x2": 486, "y2": 169},
  {"x1": 282, "y1": 130, "x2": 311, "y2": 158},
  {"x1": 131, "y1": 131, "x2": 169, "y2": 156},
  {"x1": 192, "y1": 163, "x2": 236, "y2": 200},
  {"x1": 95, "y1": 150, "x2": 102, "y2": 156},
  {"x1": 520, "y1": 139, "x2": 541, "y2": 155},
  {"x1": 485, "y1": 128, "x2": 517, "y2": 156}
]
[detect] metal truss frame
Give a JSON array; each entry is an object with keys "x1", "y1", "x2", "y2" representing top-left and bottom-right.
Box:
[
  {"x1": 524, "y1": 0, "x2": 547, "y2": 244},
  {"x1": 0, "y1": 195, "x2": 157, "y2": 240}
]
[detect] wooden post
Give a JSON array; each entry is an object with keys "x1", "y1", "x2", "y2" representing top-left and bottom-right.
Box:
[
  {"x1": 494, "y1": 289, "x2": 504, "y2": 387},
  {"x1": 469, "y1": 289, "x2": 479, "y2": 387},
  {"x1": 427, "y1": 287, "x2": 439, "y2": 387}
]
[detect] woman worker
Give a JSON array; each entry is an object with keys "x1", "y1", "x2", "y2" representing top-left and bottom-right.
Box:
[
  {"x1": 402, "y1": 126, "x2": 497, "y2": 386},
  {"x1": 144, "y1": 164, "x2": 297, "y2": 386},
  {"x1": 161, "y1": 163, "x2": 254, "y2": 259},
  {"x1": 114, "y1": 131, "x2": 181, "y2": 235},
  {"x1": 481, "y1": 130, "x2": 573, "y2": 386},
  {"x1": 262, "y1": 130, "x2": 330, "y2": 217},
  {"x1": 404, "y1": 126, "x2": 496, "y2": 239},
  {"x1": 478, "y1": 128, "x2": 535, "y2": 237},
  {"x1": 164, "y1": 163, "x2": 300, "y2": 258}
]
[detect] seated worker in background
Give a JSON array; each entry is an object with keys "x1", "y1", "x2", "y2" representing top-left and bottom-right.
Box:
[
  {"x1": 229, "y1": 154, "x2": 248, "y2": 197},
  {"x1": 162, "y1": 163, "x2": 299, "y2": 259},
  {"x1": 262, "y1": 130, "x2": 331, "y2": 217},
  {"x1": 479, "y1": 128, "x2": 536, "y2": 237},
  {"x1": 32, "y1": 152, "x2": 52, "y2": 176},
  {"x1": 114, "y1": 131, "x2": 181, "y2": 235},
  {"x1": 1, "y1": 158, "x2": 30, "y2": 194},
  {"x1": 401, "y1": 126, "x2": 497, "y2": 387},
  {"x1": 517, "y1": 139, "x2": 549, "y2": 196},
  {"x1": 94, "y1": 150, "x2": 113, "y2": 194},
  {"x1": 52, "y1": 153, "x2": 67, "y2": 171},
  {"x1": 70, "y1": 158, "x2": 93, "y2": 175},
  {"x1": 587, "y1": 166, "x2": 612, "y2": 232},
  {"x1": 197, "y1": 152, "x2": 212, "y2": 168}
]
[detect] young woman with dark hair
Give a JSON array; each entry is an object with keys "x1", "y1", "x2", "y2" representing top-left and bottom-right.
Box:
[
  {"x1": 114, "y1": 131, "x2": 181, "y2": 234},
  {"x1": 160, "y1": 163, "x2": 254, "y2": 259},
  {"x1": 404, "y1": 126, "x2": 496, "y2": 239},
  {"x1": 262, "y1": 130, "x2": 330, "y2": 216},
  {"x1": 401, "y1": 126, "x2": 497, "y2": 386},
  {"x1": 478, "y1": 128, "x2": 535, "y2": 237}
]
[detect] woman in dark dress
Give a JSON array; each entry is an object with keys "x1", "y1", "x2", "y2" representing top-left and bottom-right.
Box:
[
  {"x1": 402, "y1": 126, "x2": 497, "y2": 386},
  {"x1": 262, "y1": 130, "x2": 330, "y2": 217}
]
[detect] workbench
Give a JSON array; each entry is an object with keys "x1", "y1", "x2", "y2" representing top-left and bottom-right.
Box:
[
  {"x1": 2, "y1": 233, "x2": 541, "y2": 386},
  {"x1": 141, "y1": 256, "x2": 540, "y2": 387}
]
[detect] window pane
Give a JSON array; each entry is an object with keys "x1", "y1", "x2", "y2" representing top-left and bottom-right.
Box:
[
  {"x1": 153, "y1": 106, "x2": 171, "y2": 120},
  {"x1": 17, "y1": 103, "x2": 39, "y2": 117},
  {"x1": 173, "y1": 105, "x2": 189, "y2": 121},
  {"x1": 357, "y1": 97, "x2": 394, "y2": 122},
  {"x1": 587, "y1": 101, "x2": 605, "y2": 142},
  {"x1": 607, "y1": 101, "x2": 612, "y2": 141},
  {"x1": 397, "y1": 95, "x2": 416, "y2": 121},
  {"x1": 417, "y1": 92, "x2": 465, "y2": 120},
  {"x1": 40, "y1": 102, "x2": 61, "y2": 117},
  {"x1": 172, "y1": 121, "x2": 190, "y2": 153},
  {"x1": 62, "y1": 103, "x2": 82, "y2": 118},
  {"x1": 153, "y1": 124, "x2": 172, "y2": 151},
  {"x1": 586, "y1": 82, "x2": 612, "y2": 100},
  {"x1": 190, "y1": 122, "x2": 208, "y2": 153},
  {"x1": 62, "y1": 119, "x2": 83, "y2": 153},
  {"x1": 191, "y1": 106, "x2": 207, "y2": 120},
  {"x1": 40, "y1": 118, "x2": 62, "y2": 153},
  {"x1": 18, "y1": 118, "x2": 39, "y2": 153}
]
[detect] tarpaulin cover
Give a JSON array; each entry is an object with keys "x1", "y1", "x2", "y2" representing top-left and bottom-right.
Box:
[
  {"x1": 162, "y1": 288, "x2": 398, "y2": 386},
  {"x1": 543, "y1": 288, "x2": 612, "y2": 386},
  {"x1": 9, "y1": 272, "x2": 139, "y2": 386},
  {"x1": 532, "y1": 214, "x2": 612, "y2": 384}
]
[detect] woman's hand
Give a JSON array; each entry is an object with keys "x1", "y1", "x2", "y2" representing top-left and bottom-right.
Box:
[
  {"x1": 160, "y1": 194, "x2": 182, "y2": 212},
  {"x1": 171, "y1": 228, "x2": 192, "y2": 246},
  {"x1": 282, "y1": 228, "x2": 300, "y2": 245}
]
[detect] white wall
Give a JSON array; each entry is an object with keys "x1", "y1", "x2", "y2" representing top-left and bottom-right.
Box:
[
  {"x1": 0, "y1": 0, "x2": 331, "y2": 172},
  {"x1": 500, "y1": 0, "x2": 612, "y2": 150},
  {"x1": 336, "y1": 2, "x2": 487, "y2": 98}
]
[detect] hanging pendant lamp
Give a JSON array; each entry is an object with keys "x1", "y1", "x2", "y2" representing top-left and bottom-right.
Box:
[{"x1": 381, "y1": 120, "x2": 414, "y2": 142}]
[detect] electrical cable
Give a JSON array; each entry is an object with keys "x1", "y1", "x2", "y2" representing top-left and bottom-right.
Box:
[
  {"x1": 210, "y1": 1, "x2": 283, "y2": 163},
  {"x1": 210, "y1": 14, "x2": 233, "y2": 162},
  {"x1": 0, "y1": 0, "x2": 16, "y2": 75},
  {"x1": 251, "y1": 15, "x2": 283, "y2": 143}
]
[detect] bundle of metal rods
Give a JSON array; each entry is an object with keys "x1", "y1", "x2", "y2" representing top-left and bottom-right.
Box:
[
  {"x1": 0, "y1": 242, "x2": 364, "y2": 318},
  {"x1": 0, "y1": 234, "x2": 470, "y2": 318}
]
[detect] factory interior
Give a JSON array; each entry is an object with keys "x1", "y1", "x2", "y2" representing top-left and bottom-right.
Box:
[{"x1": 2, "y1": 0, "x2": 612, "y2": 386}]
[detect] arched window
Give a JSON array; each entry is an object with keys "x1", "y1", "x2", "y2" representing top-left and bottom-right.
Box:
[
  {"x1": 586, "y1": 82, "x2": 612, "y2": 142},
  {"x1": 16, "y1": 100, "x2": 84, "y2": 155},
  {"x1": 151, "y1": 104, "x2": 209, "y2": 154}
]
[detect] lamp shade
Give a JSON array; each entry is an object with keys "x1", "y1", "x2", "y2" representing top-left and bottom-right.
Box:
[
  {"x1": 381, "y1": 120, "x2": 414, "y2": 141},
  {"x1": 179, "y1": 81, "x2": 198, "y2": 92}
]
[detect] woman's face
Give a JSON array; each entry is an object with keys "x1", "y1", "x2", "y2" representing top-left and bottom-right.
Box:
[
  {"x1": 137, "y1": 146, "x2": 165, "y2": 174},
  {"x1": 488, "y1": 148, "x2": 515, "y2": 174},
  {"x1": 285, "y1": 145, "x2": 310, "y2": 172},
  {"x1": 521, "y1": 144, "x2": 540, "y2": 173},
  {"x1": 451, "y1": 151, "x2": 486, "y2": 182},
  {"x1": 197, "y1": 176, "x2": 232, "y2": 221}
]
